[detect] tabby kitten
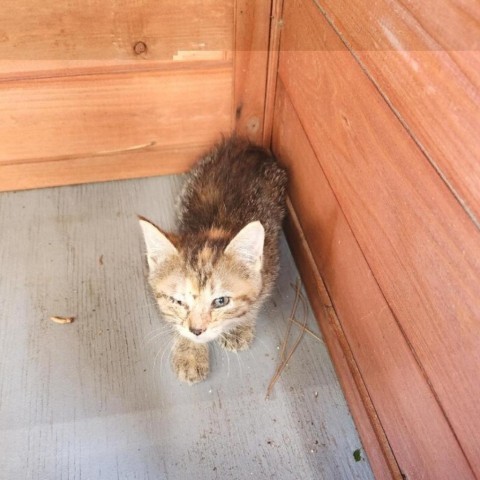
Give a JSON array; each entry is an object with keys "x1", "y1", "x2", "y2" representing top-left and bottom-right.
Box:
[{"x1": 139, "y1": 137, "x2": 287, "y2": 384}]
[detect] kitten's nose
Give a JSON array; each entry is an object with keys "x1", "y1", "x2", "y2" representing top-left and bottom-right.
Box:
[{"x1": 189, "y1": 327, "x2": 205, "y2": 336}]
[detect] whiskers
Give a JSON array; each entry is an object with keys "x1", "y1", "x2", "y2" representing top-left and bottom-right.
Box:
[
  {"x1": 153, "y1": 333, "x2": 178, "y2": 373},
  {"x1": 144, "y1": 323, "x2": 176, "y2": 344},
  {"x1": 218, "y1": 332, "x2": 245, "y2": 379},
  {"x1": 144, "y1": 322, "x2": 179, "y2": 378}
]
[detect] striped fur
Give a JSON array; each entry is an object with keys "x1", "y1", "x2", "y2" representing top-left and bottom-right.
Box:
[{"x1": 140, "y1": 136, "x2": 287, "y2": 383}]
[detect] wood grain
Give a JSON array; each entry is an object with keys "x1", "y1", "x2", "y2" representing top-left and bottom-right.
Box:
[
  {"x1": 274, "y1": 82, "x2": 474, "y2": 479},
  {"x1": 262, "y1": 0, "x2": 285, "y2": 147},
  {"x1": 0, "y1": 0, "x2": 234, "y2": 78},
  {"x1": 0, "y1": 175, "x2": 374, "y2": 479},
  {"x1": 0, "y1": 144, "x2": 201, "y2": 192},
  {"x1": 233, "y1": 0, "x2": 272, "y2": 142},
  {"x1": 312, "y1": 0, "x2": 480, "y2": 227},
  {"x1": 0, "y1": 68, "x2": 232, "y2": 189}
]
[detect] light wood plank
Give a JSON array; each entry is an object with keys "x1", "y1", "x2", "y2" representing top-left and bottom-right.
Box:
[
  {"x1": 233, "y1": 0, "x2": 272, "y2": 142},
  {"x1": 274, "y1": 83, "x2": 473, "y2": 480},
  {"x1": 0, "y1": 69, "x2": 232, "y2": 164},
  {"x1": 278, "y1": 0, "x2": 480, "y2": 476},
  {"x1": 0, "y1": 68, "x2": 232, "y2": 189},
  {"x1": 0, "y1": 175, "x2": 374, "y2": 480},
  {"x1": 313, "y1": 0, "x2": 480, "y2": 226},
  {"x1": 0, "y1": 0, "x2": 234, "y2": 78},
  {"x1": 0, "y1": 144, "x2": 201, "y2": 192}
]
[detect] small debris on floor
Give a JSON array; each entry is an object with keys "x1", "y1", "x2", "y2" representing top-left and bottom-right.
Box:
[
  {"x1": 50, "y1": 316, "x2": 75, "y2": 324},
  {"x1": 353, "y1": 448, "x2": 362, "y2": 462}
]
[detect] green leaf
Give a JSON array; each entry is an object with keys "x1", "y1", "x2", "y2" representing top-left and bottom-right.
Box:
[{"x1": 353, "y1": 449, "x2": 362, "y2": 462}]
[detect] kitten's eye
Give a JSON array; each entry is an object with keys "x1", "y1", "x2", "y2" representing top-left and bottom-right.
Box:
[
  {"x1": 169, "y1": 296, "x2": 184, "y2": 307},
  {"x1": 212, "y1": 296, "x2": 230, "y2": 308}
]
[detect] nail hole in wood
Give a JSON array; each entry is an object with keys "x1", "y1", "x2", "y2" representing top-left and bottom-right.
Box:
[{"x1": 133, "y1": 41, "x2": 147, "y2": 55}]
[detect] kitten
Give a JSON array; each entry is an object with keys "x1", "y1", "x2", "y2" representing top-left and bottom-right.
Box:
[{"x1": 139, "y1": 136, "x2": 287, "y2": 384}]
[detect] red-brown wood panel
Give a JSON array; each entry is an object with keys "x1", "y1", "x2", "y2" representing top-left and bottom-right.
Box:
[
  {"x1": 0, "y1": 69, "x2": 231, "y2": 165},
  {"x1": 1, "y1": 0, "x2": 277, "y2": 191},
  {"x1": 0, "y1": 0, "x2": 234, "y2": 78},
  {"x1": 276, "y1": 0, "x2": 480, "y2": 476},
  {"x1": 0, "y1": 68, "x2": 232, "y2": 191},
  {"x1": 313, "y1": 0, "x2": 480, "y2": 226},
  {"x1": 273, "y1": 81, "x2": 474, "y2": 480},
  {"x1": 0, "y1": 145, "x2": 200, "y2": 191},
  {"x1": 233, "y1": 0, "x2": 272, "y2": 143}
]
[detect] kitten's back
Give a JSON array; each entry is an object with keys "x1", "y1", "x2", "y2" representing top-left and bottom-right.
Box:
[{"x1": 178, "y1": 136, "x2": 287, "y2": 238}]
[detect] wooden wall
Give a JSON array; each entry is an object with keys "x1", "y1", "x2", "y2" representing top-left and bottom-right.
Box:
[
  {"x1": 269, "y1": 0, "x2": 480, "y2": 478},
  {"x1": 0, "y1": 0, "x2": 272, "y2": 191}
]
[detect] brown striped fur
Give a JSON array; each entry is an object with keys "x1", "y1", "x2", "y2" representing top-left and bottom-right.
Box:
[{"x1": 139, "y1": 137, "x2": 287, "y2": 384}]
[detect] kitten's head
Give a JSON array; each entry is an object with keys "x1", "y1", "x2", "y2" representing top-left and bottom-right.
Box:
[{"x1": 139, "y1": 218, "x2": 264, "y2": 343}]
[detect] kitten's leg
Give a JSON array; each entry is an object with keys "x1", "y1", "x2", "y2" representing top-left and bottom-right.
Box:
[
  {"x1": 171, "y1": 336, "x2": 209, "y2": 384},
  {"x1": 219, "y1": 323, "x2": 255, "y2": 352}
]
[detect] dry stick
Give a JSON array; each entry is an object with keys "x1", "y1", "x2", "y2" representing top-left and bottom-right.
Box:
[
  {"x1": 291, "y1": 318, "x2": 324, "y2": 343},
  {"x1": 265, "y1": 284, "x2": 299, "y2": 399},
  {"x1": 290, "y1": 287, "x2": 323, "y2": 343},
  {"x1": 266, "y1": 314, "x2": 308, "y2": 399},
  {"x1": 291, "y1": 288, "x2": 326, "y2": 347},
  {"x1": 295, "y1": 283, "x2": 309, "y2": 327},
  {"x1": 266, "y1": 281, "x2": 309, "y2": 399},
  {"x1": 279, "y1": 279, "x2": 302, "y2": 363}
]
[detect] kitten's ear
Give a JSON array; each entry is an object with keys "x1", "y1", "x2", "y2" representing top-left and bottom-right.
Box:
[
  {"x1": 138, "y1": 217, "x2": 178, "y2": 270},
  {"x1": 225, "y1": 221, "x2": 264, "y2": 271}
]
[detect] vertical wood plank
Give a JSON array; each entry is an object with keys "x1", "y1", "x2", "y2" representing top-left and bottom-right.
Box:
[
  {"x1": 233, "y1": 0, "x2": 273, "y2": 142},
  {"x1": 262, "y1": 0, "x2": 285, "y2": 147}
]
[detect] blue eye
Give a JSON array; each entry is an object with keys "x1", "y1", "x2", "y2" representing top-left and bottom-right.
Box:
[{"x1": 212, "y1": 297, "x2": 230, "y2": 308}]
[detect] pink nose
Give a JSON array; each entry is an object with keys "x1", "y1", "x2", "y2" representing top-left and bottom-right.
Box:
[{"x1": 189, "y1": 327, "x2": 205, "y2": 336}]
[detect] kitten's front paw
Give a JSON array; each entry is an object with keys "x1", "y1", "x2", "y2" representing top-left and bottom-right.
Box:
[
  {"x1": 172, "y1": 339, "x2": 209, "y2": 384},
  {"x1": 173, "y1": 356, "x2": 209, "y2": 384},
  {"x1": 219, "y1": 324, "x2": 255, "y2": 352}
]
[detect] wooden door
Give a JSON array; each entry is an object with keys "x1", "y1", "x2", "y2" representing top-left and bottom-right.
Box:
[{"x1": 0, "y1": 0, "x2": 272, "y2": 191}]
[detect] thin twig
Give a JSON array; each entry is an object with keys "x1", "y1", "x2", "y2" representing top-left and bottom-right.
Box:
[
  {"x1": 290, "y1": 318, "x2": 324, "y2": 343},
  {"x1": 279, "y1": 279, "x2": 301, "y2": 363},
  {"x1": 266, "y1": 280, "x2": 308, "y2": 399},
  {"x1": 294, "y1": 283, "x2": 309, "y2": 324}
]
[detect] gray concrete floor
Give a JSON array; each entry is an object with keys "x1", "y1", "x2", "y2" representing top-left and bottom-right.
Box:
[{"x1": 0, "y1": 175, "x2": 373, "y2": 479}]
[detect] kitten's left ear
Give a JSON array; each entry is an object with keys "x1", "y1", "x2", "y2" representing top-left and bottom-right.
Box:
[
  {"x1": 138, "y1": 217, "x2": 178, "y2": 270},
  {"x1": 225, "y1": 221, "x2": 264, "y2": 271}
]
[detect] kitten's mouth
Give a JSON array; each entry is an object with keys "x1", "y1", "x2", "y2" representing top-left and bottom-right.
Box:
[
  {"x1": 189, "y1": 334, "x2": 211, "y2": 344},
  {"x1": 179, "y1": 326, "x2": 218, "y2": 343}
]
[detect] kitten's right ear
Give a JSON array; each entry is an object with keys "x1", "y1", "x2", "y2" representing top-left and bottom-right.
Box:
[
  {"x1": 225, "y1": 221, "x2": 265, "y2": 271},
  {"x1": 138, "y1": 217, "x2": 178, "y2": 270}
]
